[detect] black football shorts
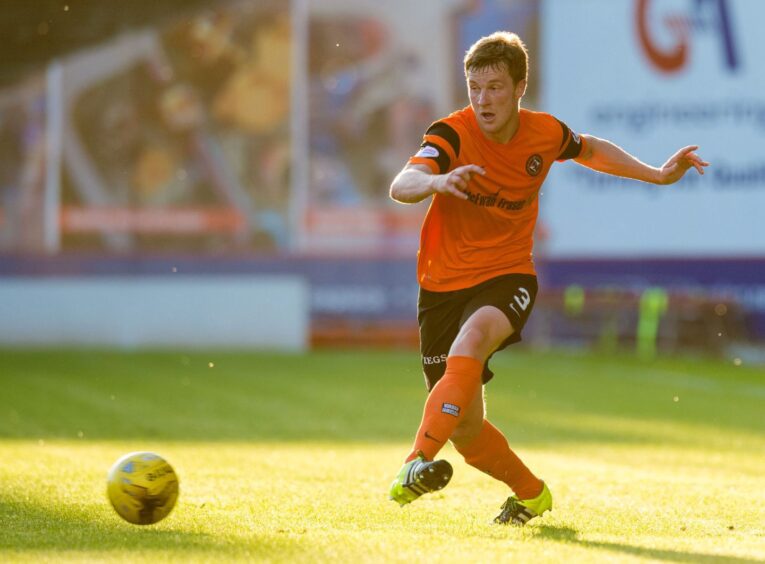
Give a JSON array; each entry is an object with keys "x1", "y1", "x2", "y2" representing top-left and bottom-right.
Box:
[{"x1": 417, "y1": 273, "x2": 538, "y2": 390}]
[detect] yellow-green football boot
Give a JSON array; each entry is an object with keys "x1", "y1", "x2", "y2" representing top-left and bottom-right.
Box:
[
  {"x1": 389, "y1": 453, "x2": 453, "y2": 506},
  {"x1": 493, "y1": 481, "x2": 553, "y2": 525}
]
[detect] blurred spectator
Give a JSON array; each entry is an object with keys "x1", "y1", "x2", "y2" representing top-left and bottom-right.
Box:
[
  {"x1": 308, "y1": 17, "x2": 436, "y2": 204},
  {"x1": 0, "y1": 80, "x2": 47, "y2": 252}
]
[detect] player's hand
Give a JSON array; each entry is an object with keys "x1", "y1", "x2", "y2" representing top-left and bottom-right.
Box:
[
  {"x1": 432, "y1": 164, "x2": 485, "y2": 199},
  {"x1": 657, "y1": 146, "x2": 710, "y2": 185}
]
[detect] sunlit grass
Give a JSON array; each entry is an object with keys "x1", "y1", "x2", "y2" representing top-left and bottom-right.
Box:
[{"x1": 1, "y1": 349, "x2": 763, "y2": 562}]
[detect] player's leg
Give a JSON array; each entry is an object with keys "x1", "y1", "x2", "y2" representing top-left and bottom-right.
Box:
[
  {"x1": 389, "y1": 286, "x2": 465, "y2": 506},
  {"x1": 452, "y1": 274, "x2": 552, "y2": 525},
  {"x1": 449, "y1": 384, "x2": 485, "y2": 448},
  {"x1": 390, "y1": 277, "x2": 542, "y2": 509},
  {"x1": 405, "y1": 304, "x2": 511, "y2": 463},
  {"x1": 389, "y1": 360, "x2": 493, "y2": 506},
  {"x1": 451, "y1": 306, "x2": 543, "y2": 499},
  {"x1": 452, "y1": 416, "x2": 543, "y2": 499},
  {"x1": 453, "y1": 418, "x2": 550, "y2": 524}
]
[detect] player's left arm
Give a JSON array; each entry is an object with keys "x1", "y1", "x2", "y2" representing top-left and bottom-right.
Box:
[{"x1": 574, "y1": 135, "x2": 710, "y2": 185}]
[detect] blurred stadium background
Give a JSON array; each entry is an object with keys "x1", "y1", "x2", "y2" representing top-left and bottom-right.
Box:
[{"x1": 0, "y1": 0, "x2": 763, "y2": 360}]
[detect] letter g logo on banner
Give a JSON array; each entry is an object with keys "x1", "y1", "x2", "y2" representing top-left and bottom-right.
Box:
[{"x1": 636, "y1": 0, "x2": 738, "y2": 74}]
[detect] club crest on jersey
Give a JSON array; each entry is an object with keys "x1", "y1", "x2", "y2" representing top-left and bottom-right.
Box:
[
  {"x1": 415, "y1": 146, "x2": 439, "y2": 158},
  {"x1": 526, "y1": 154, "x2": 543, "y2": 176}
]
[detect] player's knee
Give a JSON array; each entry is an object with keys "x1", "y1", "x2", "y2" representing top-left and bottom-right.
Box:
[
  {"x1": 451, "y1": 325, "x2": 497, "y2": 360},
  {"x1": 452, "y1": 326, "x2": 487, "y2": 355}
]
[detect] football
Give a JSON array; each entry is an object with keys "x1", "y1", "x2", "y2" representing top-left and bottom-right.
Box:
[{"x1": 106, "y1": 452, "x2": 179, "y2": 525}]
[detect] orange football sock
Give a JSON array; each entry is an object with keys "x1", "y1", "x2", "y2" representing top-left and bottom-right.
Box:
[
  {"x1": 406, "y1": 355, "x2": 483, "y2": 462},
  {"x1": 454, "y1": 419, "x2": 542, "y2": 500}
]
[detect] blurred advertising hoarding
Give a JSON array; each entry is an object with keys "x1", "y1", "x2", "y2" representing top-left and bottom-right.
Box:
[
  {"x1": 538, "y1": 0, "x2": 765, "y2": 339},
  {"x1": 541, "y1": 0, "x2": 763, "y2": 258}
]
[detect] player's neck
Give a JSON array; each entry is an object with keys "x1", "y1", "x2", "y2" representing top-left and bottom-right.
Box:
[{"x1": 480, "y1": 107, "x2": 522, "y2": 144}]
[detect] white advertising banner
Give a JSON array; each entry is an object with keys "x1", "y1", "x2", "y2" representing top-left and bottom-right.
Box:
[{"x1": 541, "y1": 0, "x2": 763, "y2": 257}]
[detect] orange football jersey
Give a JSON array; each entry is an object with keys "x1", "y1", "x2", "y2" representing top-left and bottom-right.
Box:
[{"x1": 408, "y1": 106, "x2": 584, "y2": 291}]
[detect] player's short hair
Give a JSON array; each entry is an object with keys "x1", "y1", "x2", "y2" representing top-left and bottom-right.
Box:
[{"x1": 464, "y1": 31, "x2": 528, "y2": 85}]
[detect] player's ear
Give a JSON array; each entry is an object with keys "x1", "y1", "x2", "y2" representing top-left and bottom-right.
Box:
[{"x1": 515, "y1": 79, "x2": 527, "y2": 98}]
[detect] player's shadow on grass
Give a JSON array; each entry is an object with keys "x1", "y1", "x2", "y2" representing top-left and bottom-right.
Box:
[{"x1": 532, "y1": 525, "x2": 759, "y2": 564}]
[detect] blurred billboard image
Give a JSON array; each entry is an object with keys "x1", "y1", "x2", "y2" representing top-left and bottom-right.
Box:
[
  {"x1": 543, "y1": 0, "x2": 761, "y2": 258},
  {"x1": 539, "y1": 0, "x2": 765, "y2": 342}
]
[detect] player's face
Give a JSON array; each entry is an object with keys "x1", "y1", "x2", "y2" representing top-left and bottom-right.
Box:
[{"x1": 467, "y1": 64, "x2": 526, "y2": 143}]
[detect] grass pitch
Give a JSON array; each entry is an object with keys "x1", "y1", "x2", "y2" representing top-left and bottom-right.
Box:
[{"x1": 1, "y1": 349, "x2": 764, "y2": 562}]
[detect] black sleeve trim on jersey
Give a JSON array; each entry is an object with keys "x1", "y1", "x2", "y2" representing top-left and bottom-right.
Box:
[
  {"x1": 554, "y1": 117, "x2": 584, "y2": 160},
  {"x1": 418, "y1": 141, "x2": 451, "y2": 174},
  {"x1": 426, "y1": 121, "x2": 460, "y2": 158}
]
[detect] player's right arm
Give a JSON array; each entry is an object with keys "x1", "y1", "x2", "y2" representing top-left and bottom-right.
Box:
[{"x1": 390, "y1": 163, "x2": 485, "y2": 204}]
